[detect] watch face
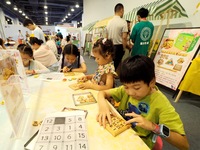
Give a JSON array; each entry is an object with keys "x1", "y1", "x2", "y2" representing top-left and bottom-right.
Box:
[{"x1": 163, "y1": 125, "x2": 170, "y2": 136}]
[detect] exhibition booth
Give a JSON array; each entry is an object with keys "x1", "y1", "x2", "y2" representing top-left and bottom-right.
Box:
[{"x1": 0, "y1": 0, "x2": 200, "y2": 149}]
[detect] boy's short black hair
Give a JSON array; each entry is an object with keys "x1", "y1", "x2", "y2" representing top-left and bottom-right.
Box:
[
  {"x1": 137, "y1": 8, "x2": 149, "y2": 18},
  {"x1": 119, "y1": 55, "x2": 155, "y2": 85},
  {"x1": 23, "y1": 19, "x2": 34, "y2": 27},
  {"x1": 114, "y1": 3, "x2": 124, "y2": 13}
]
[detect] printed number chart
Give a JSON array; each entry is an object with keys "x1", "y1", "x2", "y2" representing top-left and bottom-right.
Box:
[{"x1": 34, "y1": 111, "x2": 89, "y2": 150}]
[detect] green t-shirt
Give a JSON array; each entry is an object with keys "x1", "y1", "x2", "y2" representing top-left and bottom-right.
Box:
[
  {"x1": 109, "y1": 86, "x2": 185, "y2": 149},
  {"x1": 130, "y1": 21, "x2": 154, "y2": 56}
]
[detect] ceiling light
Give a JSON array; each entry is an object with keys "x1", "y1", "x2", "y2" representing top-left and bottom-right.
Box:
[
  {"x1": 25, "y1": 16, "x2": 28, "y2": 19},
  {"x1": 68, "y1": 13, "x2": 71, "y2": 16},
  {"x1": 6, "y1": 1, "x2": 11, "y2": 5},
  {"x1": 7, "y1": 19, "x2": 10, "y2": 21},
  {"x1": 44, "y1": 6, "x2": 48, "y2": 9},
  {"x1": 22, "y1": 13, "x2": 25, "y2": 16},
  {"x1": 46, "y1": 22, "x2": 48, "y2": 25},
  {"x1": 71, "y1": 8, "x2": 74, "y2": 12},
  {"x1": 19, "y1": 10, "x2": 22, "y2": 13},
  {"x1": 13, "y1": 6, "x2": 18, "y2": 11},
  {"x1": 77, "y1": 22, "x2": 79, "y2": 24},
  {"x1": 45, "y1": 17, "x2": 48, "y2": 19},
  {"x1": 65, "y1": 16, "x2": 68, "y2": 18},
  {"x1": 75, "y1": 4, "x2": 79, "y2": 8},
  {"x1": 45, "y1": 11, "x2": 48, "y2": 14}
]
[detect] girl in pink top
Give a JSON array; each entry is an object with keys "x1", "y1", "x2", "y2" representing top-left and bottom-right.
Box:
[{"x1": 29, "y1": 37, "x2": 58, "y2": 71}]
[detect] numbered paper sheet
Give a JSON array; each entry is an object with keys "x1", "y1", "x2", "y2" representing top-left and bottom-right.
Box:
[{"x1": 34, "y1": 111, "x2": 89, "y2": 150}]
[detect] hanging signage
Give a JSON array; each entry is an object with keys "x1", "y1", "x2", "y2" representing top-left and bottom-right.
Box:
[{"x1": 153, "y1": 28, "x2": 200, "y2": 90}]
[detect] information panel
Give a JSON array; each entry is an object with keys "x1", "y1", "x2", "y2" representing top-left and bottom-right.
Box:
[{"x1": 153, "y1": 28, "x2": 200, "y2": 90}]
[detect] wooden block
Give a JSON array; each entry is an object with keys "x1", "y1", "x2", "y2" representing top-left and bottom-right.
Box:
[
  {"x1": 69, "y1": 83, "x2": 80, "y2": 90},
  {"x1": 105, "y1": 116, "x2": 131, "y2": 137},
  {"x1": 64, "y1": 72, "x2": 75, "y2": 76}
]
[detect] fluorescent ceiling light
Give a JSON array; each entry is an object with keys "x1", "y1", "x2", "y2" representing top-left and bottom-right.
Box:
[
  {"x1": 6, "y1": 1, "x2": 11, "y2": 5},
  {"x1": 22, "y1": 13, "x2": 25, "y2": 16},
  {"x1": 45, "y1": 11, "x2": 48, "y2": 14},
  {"x1": 19, "y1": 10, "x2": 22, "y2": 13},
  {"x1": 14, "y1": 6, "x2": 18, "y2": 11},
  {"x1": 75, "y1": 4, "x2": 79, "y2": 8},
  {"x1": 44, "y1": 6, "x2": 48, "y2": 9},
  {"x1": 71, "y1": 8, "x2": 74, "y2": 12},
  {"x1": 68, "y1": 13, "x2": 71, "y2": 16}
]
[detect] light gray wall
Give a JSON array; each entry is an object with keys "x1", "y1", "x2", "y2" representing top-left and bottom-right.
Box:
[{"x1": 83, "y1": 0, "x2": 200, "y2": 27}]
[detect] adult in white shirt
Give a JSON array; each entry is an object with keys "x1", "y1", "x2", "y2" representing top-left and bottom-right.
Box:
[
  {"x1": 106, "y1": 3, "x2": 128, "y2": 71},
  {"x1": 29, "y1": 37, "x2": 58, "y2": 71},
  {"x1": 23, "y1": 19, "x2": 46, "y2": 43}
]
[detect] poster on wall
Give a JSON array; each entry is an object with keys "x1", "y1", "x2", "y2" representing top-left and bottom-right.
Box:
[{"x1": 153, "y1": 28, "x2": 200, "y2": 90}]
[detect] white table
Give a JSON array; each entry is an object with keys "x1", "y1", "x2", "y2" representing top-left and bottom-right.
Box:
[{"x1": 0, "y1": 73, "x2": 150, "y2": 150}]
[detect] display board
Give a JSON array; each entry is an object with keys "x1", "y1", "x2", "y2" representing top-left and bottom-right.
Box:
[
  {"x1": 0, "y1": 75, "x2": 26, "y2": 137},
  {"x1": 0, "y1": 50, "x2": 29, "y2": 92},
  {"x1": 153, "y1": 28, "x2": 200, "y2": 90}
]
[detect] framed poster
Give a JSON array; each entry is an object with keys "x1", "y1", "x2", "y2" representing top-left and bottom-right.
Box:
[{"x1": 153, "y1": 27, "x2": 200, "y2": 90}]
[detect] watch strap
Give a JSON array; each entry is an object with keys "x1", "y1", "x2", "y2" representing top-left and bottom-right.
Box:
[{"x1": 152, "y1": 123, "x2": 160, "y2": 134}]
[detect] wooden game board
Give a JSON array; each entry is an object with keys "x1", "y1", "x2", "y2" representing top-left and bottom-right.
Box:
[{"x1": 105, "y1": 116, "x2": 131, "y2": 137}]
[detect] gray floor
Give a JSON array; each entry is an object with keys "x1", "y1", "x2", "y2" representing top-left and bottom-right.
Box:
[{"x1": 82, "y1": 54, "x2": 200, "y2": 150}]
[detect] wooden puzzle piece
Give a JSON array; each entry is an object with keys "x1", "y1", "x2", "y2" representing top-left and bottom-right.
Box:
[
  {"x1": 64, "y1": 72, "x2": 75, "y2": 76},
  {"x1": 69, "y1": 83, "x2": 80, "y2": 90}
]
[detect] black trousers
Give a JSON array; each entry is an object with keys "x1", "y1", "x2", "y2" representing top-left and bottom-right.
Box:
[{"x1": 113, "y1": 44, "x2": 124, "y2": 71}]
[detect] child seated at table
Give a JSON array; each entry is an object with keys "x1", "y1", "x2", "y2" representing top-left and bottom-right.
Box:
[
  {"x1": 78, "y1": 38, "x2": 117, "y2": 91},
  {"x1": 96, "y1": 55, "x2": 189, "y2": 150},
  {"x1": 17, "y1": 44, "x2": 50, "y2": 75},
  {"x1": 59, "y1": 44, "x2": 87, "y2": 73}
]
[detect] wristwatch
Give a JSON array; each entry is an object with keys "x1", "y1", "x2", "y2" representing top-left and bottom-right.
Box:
[{"x1": 153, "y1": 124, "x2": 170, "y2": 138}]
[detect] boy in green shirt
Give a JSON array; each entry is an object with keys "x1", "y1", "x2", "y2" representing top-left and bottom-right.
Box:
[{"x1": 97, "y1": 55, "x2": 189, "y2": 149}]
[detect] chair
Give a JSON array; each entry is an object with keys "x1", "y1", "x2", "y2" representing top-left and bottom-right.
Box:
[{"x1": 152, "y1": 136, "x2": 163, "y2": 150}]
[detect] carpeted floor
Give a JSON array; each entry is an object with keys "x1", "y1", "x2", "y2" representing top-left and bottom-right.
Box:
[{"x1": 82, "y1": 54, "x2": 200, "y2": 150}]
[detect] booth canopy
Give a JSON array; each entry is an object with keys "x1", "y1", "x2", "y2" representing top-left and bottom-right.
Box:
[
  {"x1": 93, "y1": 16, "x2": 114, "y2": 29},
  {"x1": 82, "y1": 20, "x2": 98, "y2": 32},
  {"x1": 123, "y1": 0, "x2": 188, "y2": 21}
]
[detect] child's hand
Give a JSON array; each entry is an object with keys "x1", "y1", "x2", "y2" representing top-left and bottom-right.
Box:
[
  {"x1": 79, "y1": 82, "x2": 92, "y2": 89},
  {"x1": 77, "y1": 76, "x2": 88, "y2": 83},
  {"x1": 96, "y1": 99, "x2": 117, "y2": 128},
  {"x1": 63, "y1": 66, "x2": 72, "y2": 73},
  {"x1": 125, "y1": 112, "x2": 154, "y2": 131},
  {"x1": 26, "y1": 70, "x2": 36, "y2": 75}
]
